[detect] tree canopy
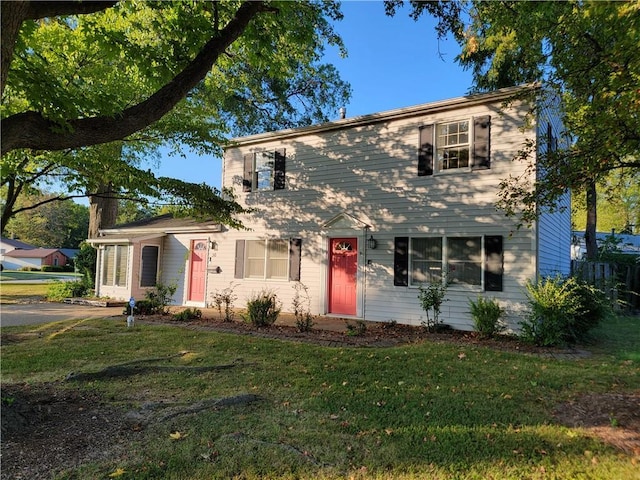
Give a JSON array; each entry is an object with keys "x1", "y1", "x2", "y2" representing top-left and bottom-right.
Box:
[
  {"x1": 1, "y1": 1, "x2": 351, "y2": 234},
  {"x1": 387, "y1": 0, "x2": 640, "y2": 230}
]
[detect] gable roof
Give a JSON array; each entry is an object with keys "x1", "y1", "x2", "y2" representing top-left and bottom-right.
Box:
[
  {"x1": 0, "y1": 236, "x2": 36, "y2": 250},
  {"x1": 3, "y1": 248, "x2": 67, "y2": 259},
  {"x1": 227, "y1": 84, "x2": 538, "y2": 147},
  {"x1": 88, "y1": 214, "x2": 223, "y2": 244}
]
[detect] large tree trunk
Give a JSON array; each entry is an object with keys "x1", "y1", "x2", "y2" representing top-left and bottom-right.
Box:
[
  {"x1": 88, "y1": 183, "x2": 118, "y2": 239},
  {"x1": 584, "y1": 179, "x2": 598, "y2": 260}
]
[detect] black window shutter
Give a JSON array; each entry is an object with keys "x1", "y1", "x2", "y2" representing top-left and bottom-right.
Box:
[
  {"x1": 234, "y1": 240, "x2": 245, "y2": 279},
  {"x1": 394, "y1": 237, "x2": 409, "y2": 286},
  {"x1": 289, "y1": 238, "x2": 302, "y2": 281},
  {"x1": 418, "y1": 125, "x2": 434, "y2": 176},
  {"x1": 484, "y1": 235, "x2": 503, "y2": 291},
  {"x1": 472, "y1": 115, "x2": 491, "y2": 170},
  {"x1": 140, "y1": 246, "x2": 159, "y2": 287},
  {"x1": 243, "y1": 154, "x2": 253, "y2": 192},
  {"x1": 274, "y1": 148, "x2": 286, "y2": 190}
]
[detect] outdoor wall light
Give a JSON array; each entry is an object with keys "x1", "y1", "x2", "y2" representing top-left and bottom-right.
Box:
[
  {"x1": 209, "y1": 240, "x2": 218, "y2": 250},
  {"x1": 367, "y1": 235, "x2": 377, "y2": 250}
]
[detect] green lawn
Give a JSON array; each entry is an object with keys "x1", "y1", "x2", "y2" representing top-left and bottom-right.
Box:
[
  {"x1": 0, "y1": 270, "x2": 81, "y2": 282},
  {"x1": 1, "y1": 316, "x2": 639, "y2": 479}
]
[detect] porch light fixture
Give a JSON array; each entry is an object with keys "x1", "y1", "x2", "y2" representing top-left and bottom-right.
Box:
[
  {"x1": 209, "y1": 240, "x2": 218, "y2": 250},
  {"x1": 367, "y1": 235, "x2": 377, "y2": 250}
]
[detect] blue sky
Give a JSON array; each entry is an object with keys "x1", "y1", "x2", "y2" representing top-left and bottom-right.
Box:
[{"x1": 158, "y1": 1, "x2": 473, "y2": 190}]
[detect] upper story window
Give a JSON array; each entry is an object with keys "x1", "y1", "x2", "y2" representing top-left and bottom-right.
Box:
[
  {"x1": 418, "y1": 115, "x2": 491, "y2": 176},
  {"x1": 243, "y1": 149, "x2": 286, "y2": 192},
  {"x1": 437, "y1": 120, "x2": 469, "y2": 171}
]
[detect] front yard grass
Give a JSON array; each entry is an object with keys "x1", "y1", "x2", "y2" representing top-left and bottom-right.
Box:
[
  {"x1": 1, "y1": 316, "x2": 638, "y2": 479},
  {"x1": 0, "y1": 282, "x2": 50, "y2": 303}
]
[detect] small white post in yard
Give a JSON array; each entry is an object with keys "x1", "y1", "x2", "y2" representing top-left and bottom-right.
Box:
[{"x1": 127, "y1": 297, "x2": 136, "y2": 327}]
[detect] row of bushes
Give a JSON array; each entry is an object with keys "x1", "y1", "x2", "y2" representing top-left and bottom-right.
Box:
[
  {"x1": 467, "y1": 275, "x2": 612, "y2": 346},
  {"x1": 51, "y1": 273, "x2": 611, "y2": 347},
  {"x1": 18, "y1": 265, "x2": 75, "y2": 272}
]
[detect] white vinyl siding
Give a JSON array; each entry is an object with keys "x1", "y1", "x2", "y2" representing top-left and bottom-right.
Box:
[{"x1": 218, "y1": 87, "x2": 563, "y2": 330}]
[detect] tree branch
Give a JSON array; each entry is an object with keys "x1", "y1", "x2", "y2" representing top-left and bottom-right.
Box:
[
  {"x1": 1, "y1": 1, "x2": 117, "y2": 96},
  {"x1": 1, "y1": 1, "x2": 269, "y2": 155}
]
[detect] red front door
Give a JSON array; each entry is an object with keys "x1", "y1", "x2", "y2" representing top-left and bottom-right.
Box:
[
  {"x1": 329, "y1": 237, "x2": 358, "y2": 315},
  {"x1": 188, "y1": 240, "x2": 207, "y2": 302}
]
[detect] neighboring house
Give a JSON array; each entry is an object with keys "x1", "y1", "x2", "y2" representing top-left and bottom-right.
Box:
[
  {"x1": 571, "y1": 230, "x2": 640, "y2": 259},
  {"x1": 2, "y1": 248, "x2": 70, "y2": 270},
  {"x1": 90, "y1": 85, "x2": 571, "y2": 331},
  {"x1": 0, "y1": 236, "x2": 36, "y2": 269}
]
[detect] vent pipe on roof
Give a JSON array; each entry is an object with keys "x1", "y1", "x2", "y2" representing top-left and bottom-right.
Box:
[{"x1": 339, "y1": 107, "x2": 346, "y2": 119}]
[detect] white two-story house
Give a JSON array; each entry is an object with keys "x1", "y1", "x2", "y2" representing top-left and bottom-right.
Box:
[{"x1": 91, "y1": 85, "x2": 570, "y2": 330}]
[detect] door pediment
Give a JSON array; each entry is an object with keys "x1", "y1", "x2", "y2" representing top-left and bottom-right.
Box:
[{"x1": 323, "y1": 212, "x2": 370, "y2": 231}]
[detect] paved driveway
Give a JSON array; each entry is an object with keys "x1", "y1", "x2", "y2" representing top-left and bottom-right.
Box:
[{"x1": 1, "y1": 303, "x2": 123, "y2": 327}]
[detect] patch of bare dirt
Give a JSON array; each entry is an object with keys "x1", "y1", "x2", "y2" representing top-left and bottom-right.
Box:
[
  {"x1": 553, "y1": 392, "x2": 640, "y2": 456},
  {"x1": 1, "y1": 382, "x2": 135, "y2": 480},
  {"x1": 2, "y1": 317, "x2": 638, "y2": 479}
]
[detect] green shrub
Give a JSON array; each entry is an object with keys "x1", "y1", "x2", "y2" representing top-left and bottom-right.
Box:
[
  {"x1": 41, "y1": 265, "x2": 62, "y2": 272},
  {"x1": 126, "y1": 282, "x2": 177, "y2": 316},
  {"x1": 520, "y1": 276, "x2": 612, "y2": 346},
  {"x1": 345, "y1": 319, "x2": 367, "y2": 336},
  {"x1": 418, "y1": 278, "x2": 448, "y2": 332},
  {"x1": 46, "y1": 280, "x2": 88, "y2": 301},
  {"x1": 211, "y1": 282, "x2": 237, "y2": 322},
  {"x1": 244, "y1": 290, "x2": 281, "y2": 327},
  {"x1": 292, "y1": 282, "x2": 314, "y2": 332},
  {"x1": 173, "y1": 308, "x2": 202, "y2": 321},
  {"x1": 19, "y1": 266, "x2": 40, "y2": 272},
  {"x1": 469, "y1": 297, "x2": 505, "y2": 337}
]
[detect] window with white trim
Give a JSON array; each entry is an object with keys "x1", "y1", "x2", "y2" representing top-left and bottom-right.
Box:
[
  {"x1": 418, "y1": 115, "x2": 491, "y2": 176},
  {"x1": 102, "y1": 244, "x2": 129, "y2": 287},
  {"x1": 243, "y1": 149, "x2": 286, "y2": 192},
  {"x1": 245, "y1": 239, "x2": 289, "y2": 280},
  {"x1": 409, "y1": 236, "x2": 482, "y2": 287},
  {"x1": 436, "y1": 120, "x2": 470, "y2": 171}
]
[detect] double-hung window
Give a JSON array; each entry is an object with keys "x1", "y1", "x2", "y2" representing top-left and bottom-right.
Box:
[
  {"x1": 437, "y1": 120, "x2": 469, "y2": 171},
  {"x1": 245, "y1": 239, "x2": 289, "y2": 280},
  {"x1": 418, "y1": 115, "x2": 491, "y2": 176},
  {"x1": 409, "y1": 237, "x2": 443, "y2": 284},
  {"x1": 243, "y1": 149, "x2": 286, "y2": 192},
  {"x1": 102, "y1": 244, "x2": 129, "y2": 287}
]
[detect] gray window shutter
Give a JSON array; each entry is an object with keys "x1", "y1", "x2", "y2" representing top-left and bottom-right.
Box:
[
  {"x1": 274, "y1": 148, "x2": 286, "y2": 190},
  {"x1": 234, "y1": 240, "x2": 245, "y2": 278},
  {"x1": 243, "y1": 154, "x2": 253, "y2": 192},
  {"x1": 394, "y1": 237, "x2": 409, "y2": 286},
  {"x1": 484, "y1": 235, "x2": 503, "y2": 291},
  {"x1": 289, "y1": 238, "x2": 302, "y2": 281},
  {"x1": 472, "y1": 115, "x2": 491, "y2": 170},
  {"x1": 418, "y1": 125, "x2": 434, "y2": 176}
]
